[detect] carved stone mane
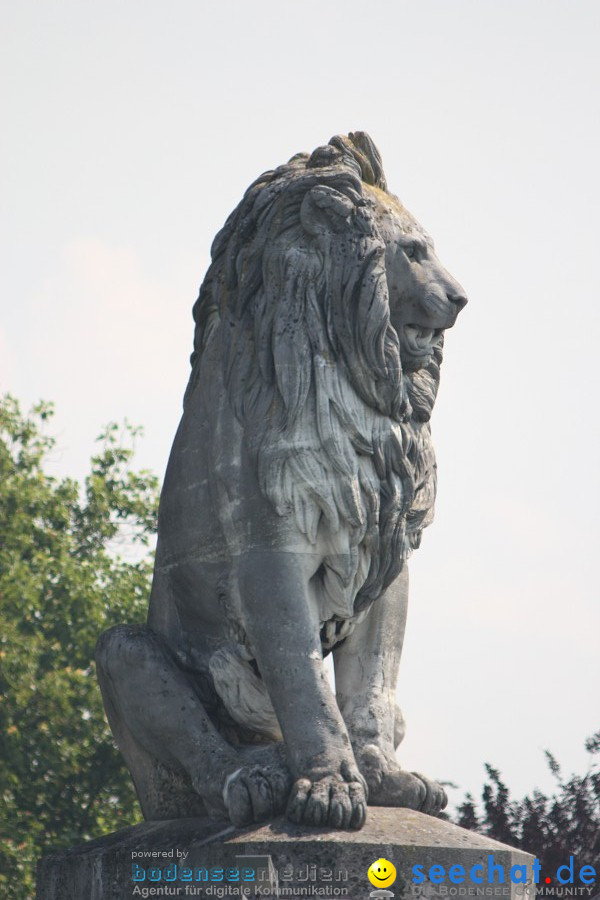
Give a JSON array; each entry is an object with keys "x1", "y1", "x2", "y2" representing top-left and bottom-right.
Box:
[{"x1": 186, "y1": 133, "x2": 443, "y2": 631}]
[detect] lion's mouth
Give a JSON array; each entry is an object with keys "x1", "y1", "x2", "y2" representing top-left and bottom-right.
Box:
[{"x1": 403, "y1": 325, "x2": 444, "y2": 357}]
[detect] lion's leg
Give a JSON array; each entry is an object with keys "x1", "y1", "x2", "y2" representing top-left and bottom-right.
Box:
[
  {"x1": 334, "y1": 568, "x2": 409, "y2": 753},
  {"x1": 333, "y1": 567, "x2": 447, "y2": 814},
  {"x1": 239, "y1": 550, "x2": 368, "y2": 830},
  {"x1": 95, "y1": 624, "x2": 291, "y2": 825}
]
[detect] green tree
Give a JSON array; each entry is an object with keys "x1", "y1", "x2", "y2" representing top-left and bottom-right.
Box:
[
  {"x1": 0, "y1": 395, "x2": 159, "y2": 899},
  {"x1": 456, "y1": 734, "x2": 600, "y2": 875}
]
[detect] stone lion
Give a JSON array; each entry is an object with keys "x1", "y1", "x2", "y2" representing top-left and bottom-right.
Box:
[{"x1": 96, "y1": 132, "x2": 467, "y2": 831}]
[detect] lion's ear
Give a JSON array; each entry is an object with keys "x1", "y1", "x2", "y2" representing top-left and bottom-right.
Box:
[{"x1": 300, "y1": 186, "x2": 354, "y2": 235}]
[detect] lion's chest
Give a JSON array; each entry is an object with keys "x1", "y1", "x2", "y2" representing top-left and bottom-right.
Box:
[{"x1": 309, "y1": 418, "x2": 436, "y2": 644}]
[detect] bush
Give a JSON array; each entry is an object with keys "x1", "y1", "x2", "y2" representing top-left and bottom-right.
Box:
[{"x1": 456, "y1": 733, "x2": 600, "y2": 874}]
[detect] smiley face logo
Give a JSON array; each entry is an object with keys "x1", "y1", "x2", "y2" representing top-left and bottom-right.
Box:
[{"x1": 368, "y1": 858, "x2": 397, "y2": 888}]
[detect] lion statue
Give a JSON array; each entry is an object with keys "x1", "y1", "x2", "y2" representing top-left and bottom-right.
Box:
[{"x1": 96, "y1": 132, "x2": 467, "y2": 831}]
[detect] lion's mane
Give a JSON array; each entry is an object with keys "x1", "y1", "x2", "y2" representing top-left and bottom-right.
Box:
[{"x1": 186, "y1": 133, "x2": 442, "y2": 632}]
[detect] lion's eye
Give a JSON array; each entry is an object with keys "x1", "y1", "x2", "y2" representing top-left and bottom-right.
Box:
[{"x1": 404, "y1": 242, "x2": 418, "y2": 260}]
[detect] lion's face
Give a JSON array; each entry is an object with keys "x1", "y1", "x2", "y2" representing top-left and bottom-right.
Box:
[{"x1": 366, "y1": 186, "x2": 467, "y2": 372}]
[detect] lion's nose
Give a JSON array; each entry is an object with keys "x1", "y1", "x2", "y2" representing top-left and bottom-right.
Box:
[{"x1": 448, "y1": 292, "x2": 468, "y2": 312}]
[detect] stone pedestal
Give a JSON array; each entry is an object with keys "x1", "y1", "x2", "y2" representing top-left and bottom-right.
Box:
[{"x1": 37, "y1": 807, "x2": 536, "y2": 900}]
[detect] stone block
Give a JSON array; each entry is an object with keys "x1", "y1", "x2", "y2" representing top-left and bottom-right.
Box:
[{"x1": 37, "y1": 808, "x2": 535, "y2": 900}]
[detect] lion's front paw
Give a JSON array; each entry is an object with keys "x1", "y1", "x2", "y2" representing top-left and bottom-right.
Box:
[
  {"x1": 223, "y1": 764, "x2": 293, "y2": 827},
  {"x1": 356, "y1": 744, "x2": 447, "y2": 815},
  {"x1": 286, "y1": 771, "x2": 367, "y2": 830}
]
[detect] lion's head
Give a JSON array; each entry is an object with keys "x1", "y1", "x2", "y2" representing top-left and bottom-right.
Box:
[
  {"x1": 367, "y1": 184, "x2": 466, "y2": 370},
  {"x1": 187, "y1": 133, "x2": 467, "y2": 621}
]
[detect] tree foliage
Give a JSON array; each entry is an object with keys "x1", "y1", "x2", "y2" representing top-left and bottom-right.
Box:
[
  {"x1": 456, "y1": 734, "x2": 600, "y2": 874},
  {"x1": 0, "y1": 396, "x2": 159, "y2": 899}
]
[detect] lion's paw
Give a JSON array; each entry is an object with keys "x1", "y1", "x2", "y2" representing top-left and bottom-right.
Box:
[
  {"x1": 409, "y1": 771, "x2": 448, "y2": 815},
  {"x1": 356, "y1": 744, "x2": 447, "y2": 815},
  {"x1": 286, "y1": 772, "x2": 368, "y2": 830},
  {"x1": 223, "y1": 764, "x2": 293, "y2": 827}
]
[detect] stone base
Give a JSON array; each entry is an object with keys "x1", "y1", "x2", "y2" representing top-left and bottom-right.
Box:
[{"x1": 37, "y1": 808, "x2": 535, "y2": 900}]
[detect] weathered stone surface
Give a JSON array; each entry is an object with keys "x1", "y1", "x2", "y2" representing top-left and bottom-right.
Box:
[
  {"x1": 92, "y1": 131, "x2": 468, "y2": 833},
  {"x1": 37, "y1": 808, "x2": 535, "y2": 900}
]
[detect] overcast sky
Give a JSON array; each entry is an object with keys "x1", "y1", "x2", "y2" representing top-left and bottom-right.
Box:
[{"x1": 2, "y1": 0, "x2": 599, "y2": 812}]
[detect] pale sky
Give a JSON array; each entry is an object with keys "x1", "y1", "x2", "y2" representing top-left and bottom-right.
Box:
[{"x1": 2, "y1": 0, "x2": 599, "y2": 813}]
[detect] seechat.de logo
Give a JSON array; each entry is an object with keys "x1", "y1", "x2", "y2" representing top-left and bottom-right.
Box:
[{"x1": 368, "y1": 858, "x2": 397, "y2": 898}]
